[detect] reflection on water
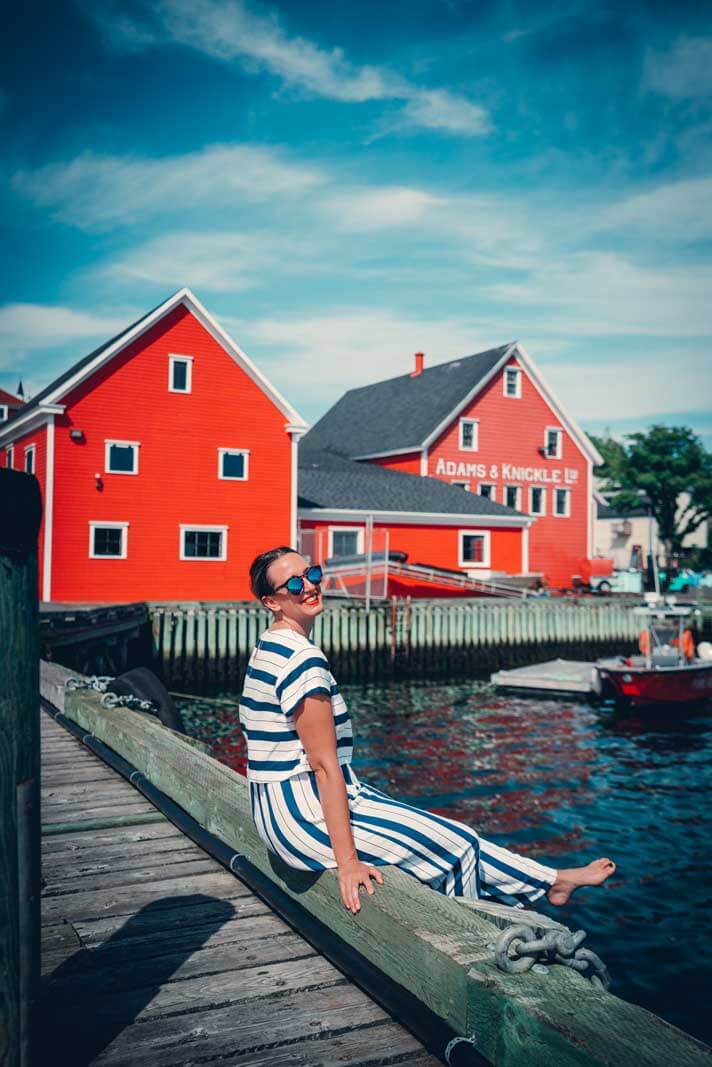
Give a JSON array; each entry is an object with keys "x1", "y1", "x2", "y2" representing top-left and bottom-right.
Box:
[{"x1": 178, "y1": 682, "x2": 712, "y2": 1046}]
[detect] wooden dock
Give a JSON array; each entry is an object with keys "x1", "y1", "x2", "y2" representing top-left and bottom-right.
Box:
[{"x1": 40, "y1": 711, "x2": 439, "y2": 1066}]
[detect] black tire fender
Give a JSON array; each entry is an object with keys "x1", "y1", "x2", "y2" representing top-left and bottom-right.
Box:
[{"x1": 106, "y1": 668, "x2": 185, "y2": 734}]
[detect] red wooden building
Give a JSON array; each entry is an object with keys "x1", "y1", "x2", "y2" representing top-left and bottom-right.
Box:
[
  {"x1": 0, "y1": 289, "x2": 307, "y2": 603},
  {"x1": 303, "y1": 343, "x2": 602, "y2": 589}
]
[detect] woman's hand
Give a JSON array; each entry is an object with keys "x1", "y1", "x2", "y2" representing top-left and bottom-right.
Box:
[{"x1": 338, "y1": 857, "x2": 384, "y2": 913}]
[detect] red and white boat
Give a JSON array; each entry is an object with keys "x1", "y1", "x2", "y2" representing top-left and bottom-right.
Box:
[{"x1": 597, "y1": 601, "x2": 712, "y2": 706}]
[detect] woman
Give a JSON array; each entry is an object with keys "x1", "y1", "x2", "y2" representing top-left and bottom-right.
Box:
[{"x1": 241, "y1": 546, "x2": 615, "y2": 914}]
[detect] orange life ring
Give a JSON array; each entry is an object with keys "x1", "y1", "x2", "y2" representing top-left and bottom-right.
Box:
[{"x1": 638, "y1": 630, "x2": 651, "y2": 656}]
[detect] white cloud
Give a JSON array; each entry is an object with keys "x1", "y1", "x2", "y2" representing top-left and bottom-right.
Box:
[
  {"x1": 85, "y1": 0, "x2": 491, "y2": 136},
  {"x1": 12, "y1": 143, "x2": 325, "y2": 230},
  {"x1": 644, "y1": 36, "x2": 712, "y2": 100},
  {"x1": 320, "y1": 186, "x2": 444, "y2": 230},
  {"x1": 598, "y1": 176, "x2": 712, "y2": 242},
  {"x1": 0, "y1": 304, "x2": 127, "y2": 368}
]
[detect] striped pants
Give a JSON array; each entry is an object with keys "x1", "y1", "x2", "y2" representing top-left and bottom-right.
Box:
[{"x1": 249, "y1": 764, "x2": 556, "y2": 905}]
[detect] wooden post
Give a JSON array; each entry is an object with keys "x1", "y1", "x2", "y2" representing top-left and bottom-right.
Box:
[{"x1": 0, "y1": 469, "x2": 42, "y2": 1067}]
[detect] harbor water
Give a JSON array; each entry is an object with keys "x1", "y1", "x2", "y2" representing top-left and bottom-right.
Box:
[{"x1": 177, "y1": 682, "x2": 712, "y2": 1045}]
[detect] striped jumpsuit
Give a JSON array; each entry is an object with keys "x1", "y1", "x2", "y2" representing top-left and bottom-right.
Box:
[{"x1": 240, "y1": 629, "x2": 556, "y2": 904}]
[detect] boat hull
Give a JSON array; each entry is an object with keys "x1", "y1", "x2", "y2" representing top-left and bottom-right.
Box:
[{"x1": 597, "y1": 661, "x2": 712, "y2": 706}]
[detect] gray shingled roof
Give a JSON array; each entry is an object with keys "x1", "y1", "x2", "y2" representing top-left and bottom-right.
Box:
[
  {"x1": 303, "y1": 344, "x2": 512, "y2": 458},
  {"x1": 298, "y1": 447, "x2": 524, "y2": 518},
  {"x1": 16, "y1": 298, "x2": 169, "y2": 417}
]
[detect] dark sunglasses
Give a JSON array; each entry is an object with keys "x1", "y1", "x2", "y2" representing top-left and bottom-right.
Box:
[{"x1": 273, "y1": 564, "x2": 323, "y2": 595}]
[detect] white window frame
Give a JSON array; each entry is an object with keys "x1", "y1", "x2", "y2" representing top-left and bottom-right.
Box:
[
  {"x1": 88, "y1": 521, "x2": 129, "y2": 560},
  {"x1": 327, "y1": 525, "x2": 365, "y2": 558},
  {"x1": 24, "y1": 444, "x2": 36, "y2": 475},
  {"x1": 451, "y1": 480, "x2": 470, "y2": 491},
  {"x1": 105, "y1": 439, "x2": 140, "y2": 475},
  {"x1": 218, "y1": 448, "x2": 250, "y2": 481},
  {"x1": 458, "y1": 529, "x2": 491, "y2": 568},
  {"x1": 503, "y1": 366, "x2": 522, "y2": 399},
  {"x1": 180, "y1": 524, "x2": 228, "y2": 561},
  {"x1": 504, "y1": 484, "x2": 522, "y2": 511},
  {"x1": 0, "y1": 405, "x2": 8, "y2": 422},
  {"x1": 168, "y1": 354, "x2": 193, "y2": 393},
  {"x1": 545, "y1": 426, "x2": 563, "y2": 459},
  {"x1": 478, "y1": 483, "x2": 496, "y2": 501},
  {"x1": 458, "y1": 417, "x2": 479, "y2": 452},
  {"x1": 554, "y1": 488, "x2": 571, "y2": 518},
  {"x1": 6, "y1": 445, "x2": 14, "y2": 468},
  {"x1": 529, "y1": 485, "x2": 547, "y2": 516}
]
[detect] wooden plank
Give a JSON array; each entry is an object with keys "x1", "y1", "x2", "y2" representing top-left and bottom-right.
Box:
[
  {"x1": 42, "y1": 799, "x2": 158, "y2": 824},
  {"x1": 42, "y1": 813, "x2": 168, "y2": 836},
  {"x1": 41, "y1": 871, "x2": 252, "y2": 924},
  {"x1": 40, "y1": 821, "x2": 185, "y2": 855},
  {"x1": 42, "y1": 839, "x2": 206, "y2": 875},
  {"x1": 76, "y1": 981, "x2": 389, "y2": 1067},
  {"x1": 43, "y1": 857, "x2": 219, "y2": 896},
  {"x1": 208, "y1": 1024, "x2": 438, "y2": 1067}
]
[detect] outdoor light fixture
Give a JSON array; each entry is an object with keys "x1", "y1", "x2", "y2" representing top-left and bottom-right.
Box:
[
  {"x1": 70, "y1": 429, "x2": 85, "y2": 441},
  {"x1": 95, "y1": 472, "x2": 103, "y2": 490}
]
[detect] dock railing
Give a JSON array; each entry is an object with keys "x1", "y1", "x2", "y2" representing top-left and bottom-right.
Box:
[{"x1": 40, "y1": 661, "x2": 710, "y2": 1066}]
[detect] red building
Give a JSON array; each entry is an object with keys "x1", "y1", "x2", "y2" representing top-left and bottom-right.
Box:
[
  {"x1": 0, "y1": 289, "x2": 307, "y2": 603},
  {"x1": 303, "y1": 343, "x2": 602, "y2": 589}
]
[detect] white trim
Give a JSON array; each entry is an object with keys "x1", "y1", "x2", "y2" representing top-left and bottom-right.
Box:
[
  {"x1": 327, "y1": 525, "x2": 365, "y2": 557},
  {"x1": 5, "y1": 289, "x2": 307, "y2": 435},
  {"x1": 504, "y1": 484, "x2": 522, "y2": 511},
  {"x1": 0, "y1": 405, "x2": 7, "y2": 422},
  {"x1": 179, "y1": 524, "x2": 228, "y2": 561},
  {"x1": 287, "y1": 426, "x2": 305, "y2": 549},
  {"x1": 168, "y1": 354, "x2": 193, "y2": 393},
  {"x1": 458, "y1": 529, "x2": 491, "y2": 568},
  {"x1": 6, "y1": 445, "x2": 14, "y2": 469},
  {"x1": 458, "y1": 417, "x2": 479, "y2": 452},
  {"x1": 0, "y1": 403, "x2": 65, "y2": 445},
  {"x1": 298, "y1": 506, "x2": 532, "y2": 528},
  {"x1": 105, "y1": 439, "x2": 140, "y2": 475},
  {"x1": 218, "y1": 448, "x2": 249, "y2": 481},
  {"x1": 522, "y1": 525, "x2": 529, "y2": 572},
  {"x1": 528, "y1": 485, "x2": 547, "y2": 516},
  {"x1": 553, "y1": 487, "x2": 571, "y2": 518},
  {"x1": 42, "y1": 416, "x2": 55, "y2": 601},
  {"x1": 478, "y1": 482, "x2": 496, "y2": 502},
  {"x1": 503, "y1": 365, "x2": 522, "y2": 399},
  {"x1": 451, "y1": 480, "x2": 470, "y2": 491},
  {"x1": 544, "y1": 426, "x2": 563, "y2": 460},
  {"x1": 353, "y1": 446, "x2": 422, "y2": 461},
  {"x1": 24, "y1": 444, "x2": 36, "y2": 475},
  {"x1": 587, "y1": 458, "x2": 593, "y2": 559},
  {"x1": 420, "y1": 448, "x2": 428, "y2": 476},
  {"x1": 89, "y1": 521, "x2": 129, "y2": 560}
]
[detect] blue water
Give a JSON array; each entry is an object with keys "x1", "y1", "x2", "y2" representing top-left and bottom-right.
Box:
[{"x1": 178, "y1": 682, "x2": 712, "y2": 1045}]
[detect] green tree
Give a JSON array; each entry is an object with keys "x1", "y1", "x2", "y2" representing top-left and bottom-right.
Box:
[{"x1": 590, "y1": 426, "x2": 712, "y2": 560}]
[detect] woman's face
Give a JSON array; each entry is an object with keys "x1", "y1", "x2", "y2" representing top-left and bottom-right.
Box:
[{"x1": 264, "y1": 552, "x2": 323, "y2": 629}]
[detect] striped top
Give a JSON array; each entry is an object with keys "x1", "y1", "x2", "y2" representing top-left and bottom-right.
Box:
[{"x1": 239, "y1": 628, "x2": 353, "y2": 783}]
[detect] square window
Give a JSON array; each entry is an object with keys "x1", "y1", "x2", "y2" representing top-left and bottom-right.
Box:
[
  {"x1": 89, "y1": 523, "x2": 128, "y2": 559},
  {"x1": 0, "y1": 405, "x2": 8, "y2": 422},
  {"x1": 181, "y1": 526, "x2": 227, "y2": 560},
  {"x1": 505, "y1": 485, "x2": 521, "y2": 510},
  {"x1": 459, "y1": 418, "x2": 479, "y2": 451},
  {"x1": 504, "y1": 367, "x2": 521, "y2": 398},
  {"x1": 24, "y1": 447, "x2": 35, "y2": 475},
  {"x1": 529, "y1": 486, "x2": 546, "y2": 515},
  {"x1": 554, "y1": 489, "x2": 571, "y2": 517},
  {"x1": 105, "y1": 441, "x2": 139, "y2": 474},
  {"x1": 451, "y1": 480, "x2": 470, "y2": 491},
  {"x1": 332, "y1": 530, "x2": 360, "y2": 557},
  {"x1": 479, "y1": 483, "x2": 496, "y2": 501},
  {"x1": 169, "y1": 355, "x2": 193, "y2": 393},
  {"x1": 545, "y1": 428, "x2": 562, "y2": 458},
  {"x1": 219, "y1": 449, "x2": 249, "y2": 480},
  {"x1": 459, "y1": 530, "x2": 491, "y2": 567}
]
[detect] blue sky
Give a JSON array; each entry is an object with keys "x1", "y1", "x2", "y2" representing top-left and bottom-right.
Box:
[{"x1": 2, "y1": 0, "x2": 711, "y2": 445}]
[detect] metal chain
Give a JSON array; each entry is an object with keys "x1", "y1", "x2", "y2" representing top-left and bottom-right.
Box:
[
  {"x1": 64, "y1": 675, "x2": 158, "y2": 714},
  {"x1": 494, "y1": 924, "x2": 611, "y2": 991}
]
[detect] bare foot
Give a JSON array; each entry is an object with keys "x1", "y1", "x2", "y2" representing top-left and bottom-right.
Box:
[{"x1": 547, "y1": 858, "x2": 616, "y2": 906}]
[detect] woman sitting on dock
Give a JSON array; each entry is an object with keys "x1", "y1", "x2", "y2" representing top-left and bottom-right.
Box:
[{"x1": 241, "y1": 547, "x2": 616, "y2": 914}]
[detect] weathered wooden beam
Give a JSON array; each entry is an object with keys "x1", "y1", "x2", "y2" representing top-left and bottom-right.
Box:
[
  {"x1": 41, "y1": 661, "x2": 710, "y2": 1066},
  {"x1": 0, "y1": 470, "x2": 42, "y2": 1067}
]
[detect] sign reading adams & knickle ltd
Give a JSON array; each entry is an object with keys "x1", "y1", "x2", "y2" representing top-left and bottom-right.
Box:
[{"x1": 434, "y1": 458, "x2": 580, "y2": 484}]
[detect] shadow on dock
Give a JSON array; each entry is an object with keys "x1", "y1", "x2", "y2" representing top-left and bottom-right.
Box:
[{"x1": 39, "y1": 894, "x2": 235, "y2": 1066}]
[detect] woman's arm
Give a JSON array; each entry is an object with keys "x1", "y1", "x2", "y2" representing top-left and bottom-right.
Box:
[{"x1": 294, "y1": 694, "x2": 383, "y2": 913}]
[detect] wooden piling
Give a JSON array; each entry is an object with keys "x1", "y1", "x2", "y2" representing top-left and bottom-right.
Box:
[{"x1": 0, "y1": 469, "x2": 42, "y2": 1067}]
